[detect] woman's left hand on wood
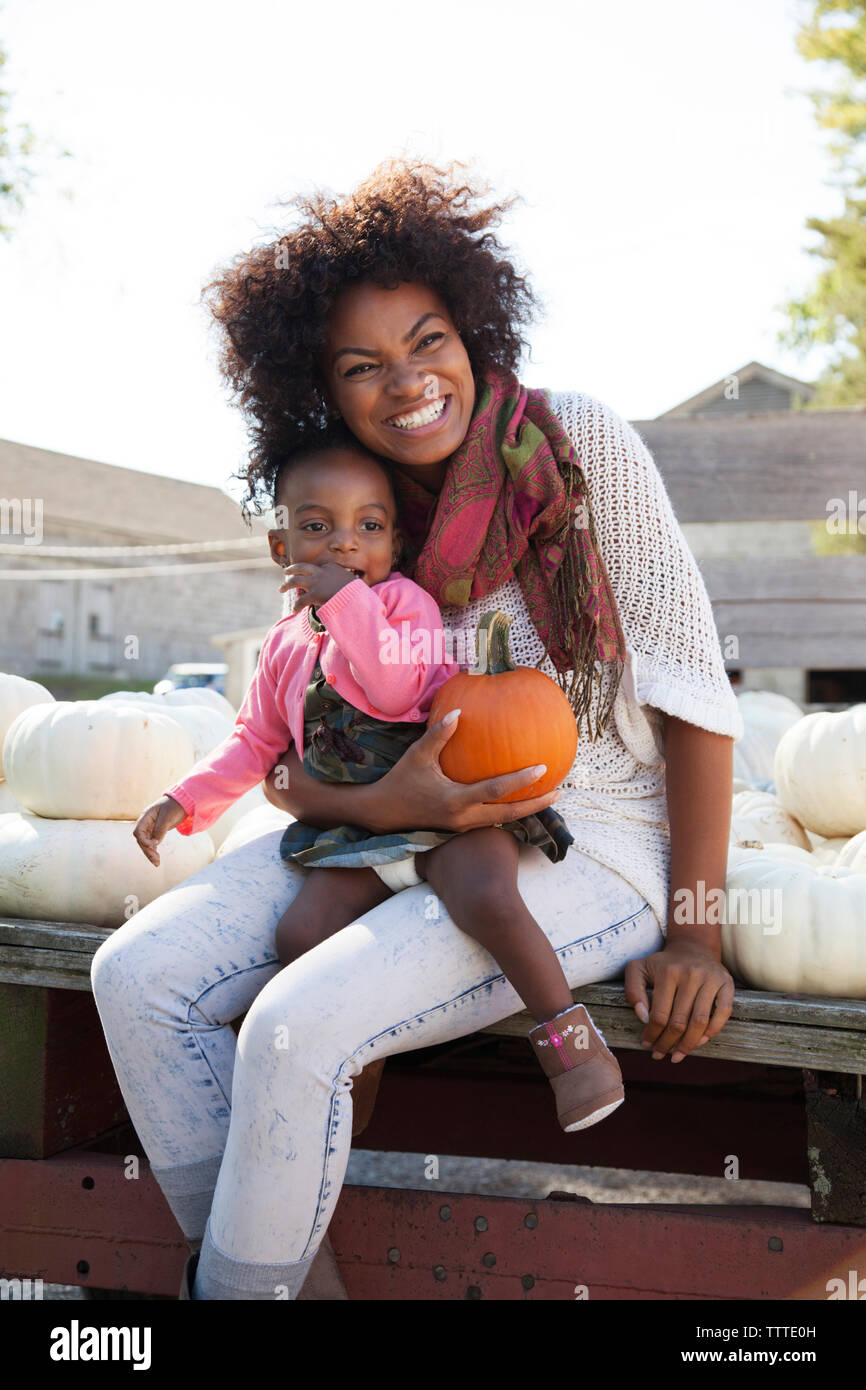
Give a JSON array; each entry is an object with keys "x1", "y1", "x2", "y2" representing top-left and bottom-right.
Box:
[{"x1": 624, "y1": 940, "x2": 734, "y2": 1063}]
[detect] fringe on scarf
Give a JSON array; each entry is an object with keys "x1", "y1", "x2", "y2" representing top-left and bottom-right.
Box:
[{"x1": 534, "y1": 452, "x2": 625, "y2": 745}]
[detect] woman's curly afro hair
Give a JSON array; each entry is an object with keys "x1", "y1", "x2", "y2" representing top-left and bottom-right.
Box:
[{"x1": 201, "y1": 158, "x2": 540, "y2": 518}]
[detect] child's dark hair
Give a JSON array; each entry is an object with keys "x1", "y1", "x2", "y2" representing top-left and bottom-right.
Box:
[{"x1": 272, "y1": 418, "x2": 396, "y2": 514}]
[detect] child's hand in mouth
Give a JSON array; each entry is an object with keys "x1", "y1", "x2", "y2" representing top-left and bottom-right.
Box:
[{"x1": 279, "y1": 560, "x2": 365, "y2": 608}]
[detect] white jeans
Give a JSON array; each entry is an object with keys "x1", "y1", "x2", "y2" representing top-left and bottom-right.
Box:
[{"x1": 90, "y1": 826, "x2": 663, "y2": 1277}]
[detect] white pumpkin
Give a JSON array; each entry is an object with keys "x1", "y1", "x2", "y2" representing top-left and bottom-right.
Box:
[
  {"x1": 805, "y1": 832, "x2": 850, "y2": 866},
  {"x1": 0, "y1": 782, "x2": 22, "y2": 815},
  {"x1": 98, "y1": 692, "x2": 233, "y2": 765},
  {"x1": 100, "y1": 690, "x2": 160, "y2": 703},
  {"x1": 732, "y1": 691, "x2": 803, "y2": 784},
  {"x1": 737, "y1": 691, "x2": 803, "y2": 721},
  {"x1": 0, "y1": 811, "x2": 213, "y2": 927},
  {"x1": 3, "y1": 701, "x2": 194, "y2": 820},
  {"x1": 0, "y1": 674, "x2": 55, "y2": 778},
  {"x1": 774, "y1": 705, "x2": 866, "y2": 838},
  {"x1": 161, "y1": 687, "x2": 236, "y2": 719},
  {"x1": 731, "y1": 838, "x2": 815, "y2": 866},
  {"x1": 207, "y1": 783, "x2": 269, "y2": 851},
  {"x1": 216, "y1": 803, "x2": 295, "y2": 858},
  {"x1": 837, "y1": 829, "x2": 866, "y2": 873},
  {"x1": 729, "y1": 790, "x2": 810, "y2": 850},
  {"x1": 723, "y1": 842, "x2": 866, "y2": 997}
]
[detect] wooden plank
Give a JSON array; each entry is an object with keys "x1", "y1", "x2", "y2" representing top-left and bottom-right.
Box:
[
  {"x1": 0, "y1": 945, "x2": 102, "y2": 975},
  {"x1": 638, "y1": 411, "x2": 866, "y2": 522},
  {"x1": 0, "y1": 965, "x2": 93, "y2": 991},
  {"x1": 567, "y1": 983, "x2": 866, "y2": 1030},
  {"x1": 803, "y1": 1069, "x2": 866, "y2": 1226},
  {"x1": 711, "y1": 604, "x2": 866, "y2": 668},
  {"x1": 483, "y1": 988, "x2": 866, "y2": 1074},
  {"x1": 3, "y1": 1152, "x2": 865, "y2": 1298},
  {"x1": 329, "y1": 1185, "x2": 866, "y2": 1300},
  {"x1": 485, "y1": 1009, "x2": 866, "y2": 1073},
  {"x1": 0, "y1": 987, "x2": 128, "y2": 1159},
  {"x1": 699, "y1": 555, "x2": 866, "y2": 601},
  {"x1": 0, "y1": 918, "x2": 114, "y2": 952}
]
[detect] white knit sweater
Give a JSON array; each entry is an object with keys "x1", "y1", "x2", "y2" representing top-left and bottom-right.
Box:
[{"x1": 284, "y1": 390, "x2": 744, "y2": 935}]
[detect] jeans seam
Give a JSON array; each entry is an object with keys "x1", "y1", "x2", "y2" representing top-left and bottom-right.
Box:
[
  {"x1": 303, "y1": 900, "x2": 654, "y2": 1254},
  {"x1": 184, "y1": 960, "x2": 279, "y2": 1106}
]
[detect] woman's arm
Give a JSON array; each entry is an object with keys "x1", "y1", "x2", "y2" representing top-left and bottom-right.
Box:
[
  {"x1": 625, "y1": 713, "x2": 735, "y2": 1061},
  {"x1": 263, "y1": 712, "x2": 564, "y2": 834}
]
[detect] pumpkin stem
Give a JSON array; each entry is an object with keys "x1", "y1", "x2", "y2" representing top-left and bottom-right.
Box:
[{"x1": 470, "y1": 611, "x2": 516, "y2": 676}]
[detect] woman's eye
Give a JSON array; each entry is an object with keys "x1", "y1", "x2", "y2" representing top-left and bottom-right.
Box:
[
  {"x1": 362, "y1": 521, "x2": 383, "y2": 531},
  {"x1": 344, "y1": 362, "x2": 376, "y2": 378},
  {"x1": 417, "y1": 332, "x2": 444, "y2": 350},
  {"x1": 301, "y1": 522, "x2": 326, "y2": 532}
]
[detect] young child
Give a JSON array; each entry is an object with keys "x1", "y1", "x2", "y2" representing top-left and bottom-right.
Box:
[{"x1": 133, "y1": 426, "x2": 624, "y2": 1132}]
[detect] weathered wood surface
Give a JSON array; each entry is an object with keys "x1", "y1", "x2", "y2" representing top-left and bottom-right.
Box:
[
  {"x1": 483, "y1": 984, "x2": 866, "y2": 1075},
  {"x1": 0, "y1": 917, "x2": 114, "y2": 990},
  {"x1": 0, "y1": 984, "x2": 127, "y2": 1158},
  {"x1": 803, "y1": 1069, "x2": 866, "y2": 1227},
  {"x1": 4, "y1": 1149, "x2": 866, "y2": 1298},
  {"x1": 638, "y1": 409, "x2": 866, "y2": 522},
  {"x1": 699, "y1": 555, "x2": 866, "y2": 601},
  {"x1": 0, "y1": 918, "x2": 114, "y2": 952},
  {"x1": 2, "y1": 918, "x2": 865, "y2": 1071}
]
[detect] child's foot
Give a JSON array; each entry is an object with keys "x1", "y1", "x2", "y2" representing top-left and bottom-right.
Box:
[{"x1": 528, "y1": 1002, "x2": 624, "y2": 1132}]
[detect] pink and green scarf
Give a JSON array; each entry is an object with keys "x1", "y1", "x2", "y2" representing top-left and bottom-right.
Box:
[{"x1": 389, "y1": 369, "x2": 626, "y2": 741}]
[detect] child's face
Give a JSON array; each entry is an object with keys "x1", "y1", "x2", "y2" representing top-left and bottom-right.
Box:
[{"x1": 268, "y1": 447, "x2": 401, "y2": 588}]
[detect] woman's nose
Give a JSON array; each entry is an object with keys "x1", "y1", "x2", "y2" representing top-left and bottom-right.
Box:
[{"x1": 383, "y1": 361, "x2": 428, "y2": 400}]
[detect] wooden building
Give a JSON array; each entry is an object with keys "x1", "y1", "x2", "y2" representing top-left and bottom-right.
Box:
[{"x1": 0, "y1": 438, "x2": 282, "y2": 689}]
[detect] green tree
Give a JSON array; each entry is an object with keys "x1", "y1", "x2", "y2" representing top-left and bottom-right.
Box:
[
  {"x1": 0, "y1": 37, "x2": 37, "y2": 238},
  {"x1": 778, "y1": 0, "x2": 866, "y2": 404}
]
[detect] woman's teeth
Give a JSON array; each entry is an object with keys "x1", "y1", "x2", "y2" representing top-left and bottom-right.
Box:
[{"x1": 387, "y1": 396, "x2": 447, "y2": 430}]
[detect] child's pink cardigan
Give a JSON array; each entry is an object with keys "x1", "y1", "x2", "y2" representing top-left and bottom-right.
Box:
[{"x1": 163, "y1": 572, "x2": 461, "y2": 836}]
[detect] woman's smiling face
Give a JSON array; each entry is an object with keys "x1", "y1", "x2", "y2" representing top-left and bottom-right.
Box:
[{"x1": 320, "y1": 282, "x2": 476, "y2": 476}]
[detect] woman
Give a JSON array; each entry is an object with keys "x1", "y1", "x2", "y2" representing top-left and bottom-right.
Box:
[{"x1": 90, "y1": 159, "x2": 742, "y2": 1301}]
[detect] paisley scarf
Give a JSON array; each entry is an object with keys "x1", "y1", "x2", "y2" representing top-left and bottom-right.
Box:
[{"x1": 388, "y1": 369, "x2": 626, "y2": 741}]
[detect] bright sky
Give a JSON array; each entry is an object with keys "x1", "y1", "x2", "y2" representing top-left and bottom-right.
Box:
[{"x1": 0, "y1": 0, "x2": 840, "y2": 505}]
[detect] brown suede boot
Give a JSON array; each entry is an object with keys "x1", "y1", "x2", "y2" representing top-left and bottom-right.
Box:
[{"x1": 529, "y1": 1002, "x2": 624, "y2": 1131}]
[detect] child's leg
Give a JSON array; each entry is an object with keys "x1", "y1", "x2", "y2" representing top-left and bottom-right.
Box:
[
  {"x1": 416, "y1": 828, "x2": 575, "y2": 1024},
  {"x1": 275, "y1": 867, "x2": 394, "y2": 967}
]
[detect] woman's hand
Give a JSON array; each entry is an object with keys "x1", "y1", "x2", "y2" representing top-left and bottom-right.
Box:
[
  {"x1": 263, "y1": 710, "x2": 563, "y2": 833},
  {"x1": 624, "y1": 939, "x2": 734, "y2": 1063},
  {"x1": 133, "y1": 795, "x2": 188, "y2": 867}
]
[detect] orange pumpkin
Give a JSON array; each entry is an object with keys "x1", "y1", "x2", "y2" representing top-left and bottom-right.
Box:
[{"x1": 428, "y1": 610, "x2": 578, "y2": 803}]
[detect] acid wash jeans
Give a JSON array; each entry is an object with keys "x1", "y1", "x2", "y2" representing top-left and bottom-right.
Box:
[{"x1": 90, "y1": 826, "x2": 663, "y2": 1300}]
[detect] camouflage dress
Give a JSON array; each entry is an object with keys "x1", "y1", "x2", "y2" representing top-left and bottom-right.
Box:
[{"x1": 279, "y1": 606, "x2": 574, "y2": 874}]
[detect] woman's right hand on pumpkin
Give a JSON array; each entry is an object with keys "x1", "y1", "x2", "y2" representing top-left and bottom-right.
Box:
[
  {"x1": 262, "y1": 710, "x2": 562, "y2": 834},
  {"x1": 133, "y1": 795, "x2": 188, "y2": 867}
]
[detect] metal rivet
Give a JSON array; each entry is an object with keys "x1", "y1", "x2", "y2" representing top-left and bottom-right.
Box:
[
  {"x1": 433, "y1": 1266, "x2": 447, "y2": 1282},
  {"x1": 466, "y1": 1285, "x2": 482, "y2": 1299},
  {"x1": 768, "y1": 1237, "x2": 783, "y2": 1253},
  {"x1": 521, "y1": 1274, "x2": 535, "y2": 1290},
  {"x1": 387, "y1": 1247, "x2": 400, "y2": 1263},
  {"x1": 76, "y1": 1260, "x2": 90, "y2": 1276},
  {"x1": 524, "y1": 1213, "x2": 538, "y2": 1229},
  {"x1": 439, "y1": 1205, "x2": 451, "y2": 1221},
  {"x1": 482, "y1": 1252, "x2": 496, "y2": 1267},
  {"x1": 81, "y1": 1177, "x2": 95, "y2": 1190},
  {"x1": 474, "y1": 1216, "x2": 488, "y2": 1232}
]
